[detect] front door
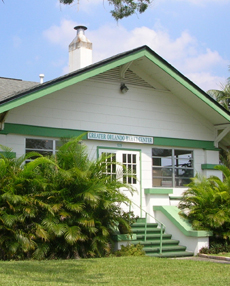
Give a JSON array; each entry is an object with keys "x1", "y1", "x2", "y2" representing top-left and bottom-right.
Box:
[{"x1": 99, "y1": 148, "x2": 140, "y2": 214}]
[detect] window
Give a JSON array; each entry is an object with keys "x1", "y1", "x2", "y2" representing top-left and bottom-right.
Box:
[
  {"x1": 102, "y1": 152, "x2": 117, "y2": 181},
  {"x1": 122, "y1": 153, "x2": 137, "y2": 184},
  {"x1": 25, "y1": 138, "x2": 61, "y2": 162},
  {"x1": 152, "y1": 148, "x2": 193, "y2": 187},
  {"x1": 101, "y1": 150, "x2": 139, "y2": 185}
]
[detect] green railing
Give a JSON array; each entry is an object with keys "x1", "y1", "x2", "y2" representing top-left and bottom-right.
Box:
[{"x1": 129, "y1": 201, "x2": 166, "y2": 255}]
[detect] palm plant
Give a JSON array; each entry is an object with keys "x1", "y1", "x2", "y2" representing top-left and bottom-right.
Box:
[
  {"x1": 179, "y1": 165, "x2": 230, "y2": 240},
  {"x1": 43, "y1": 138, "x2": 134, "y2": 258},
  {"x1": 0, "y1": 146, "x2": 56, "y2": 259},
  {"x1": 207, "y1": 67, "x2": 230, "y2": 111}
]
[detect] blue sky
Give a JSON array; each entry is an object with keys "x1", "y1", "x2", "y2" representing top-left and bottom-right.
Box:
[{"x1": 0, "y1": 0, "x2": 230, "y2": 91}]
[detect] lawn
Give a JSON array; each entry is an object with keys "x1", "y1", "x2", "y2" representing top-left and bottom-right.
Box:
[
  {"x1": 0, "y1": 257, "x2": 229, "y2": 286},
  {"x1": 208, "y1": 252, "x2": 230, "y2": 257}
]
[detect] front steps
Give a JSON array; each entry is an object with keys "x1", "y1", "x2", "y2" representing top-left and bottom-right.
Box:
[{"x1": 130, "y1": 218, "x2": 194, "y2": 258}]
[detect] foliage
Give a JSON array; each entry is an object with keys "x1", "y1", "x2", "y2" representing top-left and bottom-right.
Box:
[
  {"x1": 0, "y1": 138, "x2": 134, "y2": 260},
  {"x1": 113, "y1": 243, "x2": 145, "y2": 256},
  {"x1": 200, "y1": 241, "x2": 230, "y2": 255},
  {"x1": 208, "y1": 83, "x2": 230, "y2": 111},
  {"x1": 178, "y1": 165, "x2": 230, "y2": 240},
  {"x1": 117, "y1": 210, "x2": 138, "y2": 234},
  {"x1": 59, "y1": 0, "x2": 151, "y2": 20},
  {"x1": 207, "y1": 67, "x2": 230, "y2": 111}
]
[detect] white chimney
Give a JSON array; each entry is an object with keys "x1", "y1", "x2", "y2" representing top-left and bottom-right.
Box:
[{"x1": 69, "y1": 26, "x2": 92, "y2": 73}]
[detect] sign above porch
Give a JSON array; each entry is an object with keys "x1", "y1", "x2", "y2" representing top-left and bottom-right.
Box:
[{"x1": 88, "y1": 132, "x2": 153, "y2": 144}]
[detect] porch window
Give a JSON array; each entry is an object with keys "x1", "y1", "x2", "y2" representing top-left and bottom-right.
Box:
[{"x1": 152, "y1": 148, "x2": 193, "y2": 187}]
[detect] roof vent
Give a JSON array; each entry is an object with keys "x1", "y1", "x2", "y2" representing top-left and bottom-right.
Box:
[{"x1": 39, "y1": 74, "x2": 44, "y2": 84}]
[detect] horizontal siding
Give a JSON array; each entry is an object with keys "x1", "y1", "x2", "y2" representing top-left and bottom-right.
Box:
[{"x1": 7, "y1": 78, "x2": 214, "y2": 141}]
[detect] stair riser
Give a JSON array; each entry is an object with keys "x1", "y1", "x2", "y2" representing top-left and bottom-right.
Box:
[
  {"x1": 144, "y1": 247, "x2": 186, "y2": 253},
  {"x1": 121, "y1": 219, "x2": 194, "y2": 258},
  {"x1": 131, "y1": 230, "x2": 163, "y2": 234},
  {"x1": 132, "y1": 241, "x2": 180, "y2": 247}
]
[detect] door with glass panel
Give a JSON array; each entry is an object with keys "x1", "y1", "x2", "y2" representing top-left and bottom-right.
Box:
[{"x1": 99, "y1": 149, "x2": 140, "y2": 210}]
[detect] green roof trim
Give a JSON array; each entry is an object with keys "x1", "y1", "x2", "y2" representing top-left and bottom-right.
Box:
[
  {"x1": 145, "y1": 188, "x2": 173, "y2": 195},
  {"x1": 153, "y1": 206, "x2": 212, "y2": 237},
  {"x1": 145, "y1": 51, "x2": 230, "y2": 122},
  {"x1": 0, "y1": 49, "x2": 146, "y2": 114},
  {"x1": 0, "y1": 45, "x2": 230, "y2": 125}
]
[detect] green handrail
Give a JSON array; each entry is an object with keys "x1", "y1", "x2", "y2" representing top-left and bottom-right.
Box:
[{"x1": 129, "y1": 201, "x2": 166, "y2": 255}]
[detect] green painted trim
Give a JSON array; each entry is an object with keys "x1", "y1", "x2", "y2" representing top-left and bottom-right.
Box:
[
  {"x1": 0, "y1": 151, "x2": 16, "y2": 159},
  {"x1": 153, "y1": 206, "x2": 212, "y2": 237},
  {"x1": 201, "y1": 164, "x2": 218, "y2": 170},
  {"x1": 154, "y1": 137, "x2": 217, "y2": 150},
  {"x1": 169, "y1": 196, "x2": 183, "y2": 201},
  {"x1": 0, "y1": 123, "x2": 219, "y2": 151},
  {"x1": 145, "y1": 188, "x2": 173, "y2": 195},
  {"x1": 139, "y1": 151, "x2": 143, "y2": 218},
  {"x1": 0, "y1": 123, "x2": 87, "y2": 139},
  {"x1": 1, "y1": 45, "x2": 229, "y2": 126},
  {"x1": 0, "y1": 50, "x2": 146, "y2": 114},
  {"x1": 145, "y1": 52, "x2": 230, "y2": 122},
  {"x1": 112, "y1": 234, "x2": 137, "y2": 242}
]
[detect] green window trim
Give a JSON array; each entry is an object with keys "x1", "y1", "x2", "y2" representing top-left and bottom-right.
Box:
[
  {"x1": 169, "y1": 196, "x2": 183, "y2": 200},
  {"x1": 145, "y1": 188, "x2": 173, "y2": 195},
  {"x1": 201, "y1": 164, "x2": 218, "y2": 170}
]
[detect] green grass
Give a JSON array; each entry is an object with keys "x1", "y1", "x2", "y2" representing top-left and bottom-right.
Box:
[
  {"x1": 0, "y1": 257, "x2": 229, "y2": 286},
  {"x1": 208, "y1": 252, "x2": 230, "y2": 257}
]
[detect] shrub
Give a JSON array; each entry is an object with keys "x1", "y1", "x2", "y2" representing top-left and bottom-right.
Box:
[
  {"x1": 0, "y1": 138, "x2": 134, "y2": 260},
  {"x1": 179, "y1": 166, "x2": 230, "y2": 241},
  {"x1": 113, "y1": 243, "x2": 145, "y2": 257}
]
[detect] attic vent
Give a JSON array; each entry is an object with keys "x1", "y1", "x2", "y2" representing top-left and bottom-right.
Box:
[{"x1": 92, "y1": 67, "x2": 153, "y2": 88}]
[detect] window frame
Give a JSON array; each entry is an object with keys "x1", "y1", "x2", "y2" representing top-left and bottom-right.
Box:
[
  {"x1": 25, "y1": 138, "x2": 60, "y2": 162},
  {"x1": 152, "y1": 147, "x2": 194, "y2": 188}
]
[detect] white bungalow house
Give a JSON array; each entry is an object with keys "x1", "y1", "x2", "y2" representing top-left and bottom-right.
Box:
[{"x1": 1, "y1": 26, "x2": 230, "y2": 256}]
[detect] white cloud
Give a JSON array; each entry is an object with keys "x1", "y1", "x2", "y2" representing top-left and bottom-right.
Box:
[
  {"x1": 43, "y1": 19, "x2": 228, "y2": 91},
  {"x1": 43, "y1": 19, "x2": 77, "y2": 49},
  {"x1": 186, "y1": 72, "x2": 226, "y2": 92}
]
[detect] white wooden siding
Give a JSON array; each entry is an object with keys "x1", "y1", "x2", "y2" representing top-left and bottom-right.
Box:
[{"x1": 7, "y1": 79, "x2": 214, "y2": 141}]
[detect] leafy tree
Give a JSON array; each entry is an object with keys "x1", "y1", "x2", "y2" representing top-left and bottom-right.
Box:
[
  {"x1": 178, "y1": 165, "x2": 230, "y2": 241},
  {"x1": 59, "y1": 0, "x2": 151, "y2": 20}
]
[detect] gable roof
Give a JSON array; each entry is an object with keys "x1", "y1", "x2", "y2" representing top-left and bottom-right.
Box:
[{"x1": 1, "y1": 45, "x2": 230, "y2": 125}]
